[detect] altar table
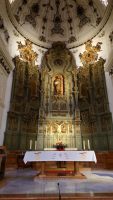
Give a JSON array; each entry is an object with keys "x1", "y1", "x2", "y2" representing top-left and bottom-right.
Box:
[
  {"x1": 24, "y1": 151, "x2": 97, "y2": 177},
  {"x1": 24, "y1": 150, "x2": 97, "y2": 163}
]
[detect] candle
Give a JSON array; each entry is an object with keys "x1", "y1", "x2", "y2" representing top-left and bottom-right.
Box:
[
  {"x1": 30, "y1": 140, "x2": 32, "y2": 150},
  {"x1": 35, "y1": 140, "x2": 37, "y2": 150},
  {"x1": 88, "y1": 139, "x2": 90, "y2": 150},
  {"x1": 83, "y1": 140, "x2": 85, "y2": 150}
]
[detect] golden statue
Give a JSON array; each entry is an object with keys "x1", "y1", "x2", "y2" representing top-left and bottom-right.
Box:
[{"x1": 53, "y1": 74, "x2": 64, "y2": 95}]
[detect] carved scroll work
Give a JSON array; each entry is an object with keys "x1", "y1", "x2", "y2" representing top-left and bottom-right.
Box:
[
  {"x1": 17, "y1": 39, "x2": 38, "y2": 64},
  {"x1": 79, "y1": 40, "x2": 102, "y2": 66}
]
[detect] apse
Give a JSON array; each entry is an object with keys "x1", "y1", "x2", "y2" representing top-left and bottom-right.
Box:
[{"x1": 7, "y1": 0, "x2": 112, "y2": 48}]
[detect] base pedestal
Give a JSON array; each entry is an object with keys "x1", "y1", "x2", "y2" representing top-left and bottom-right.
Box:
[{"x1": 34, "y1": 161, "x2": 86, "y2": 179}]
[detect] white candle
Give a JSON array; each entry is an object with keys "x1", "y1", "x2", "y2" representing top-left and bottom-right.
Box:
[
  {"x1": 30, "y1": 140, "x2": 32, "y2": 150},
  {"x1": 83, "y1": 140, "x2": 85, "y2": 150},
  {"x1": 88, "y1": 139, "x2": 90, "y2": 150},
  {"x1": 35, "y1": 141, "x2": 37, "y2": 150}
]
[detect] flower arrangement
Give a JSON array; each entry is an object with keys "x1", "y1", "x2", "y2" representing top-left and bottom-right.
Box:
[{"x1": 53, "y1": 141, "x2": 67, "y2": 151}]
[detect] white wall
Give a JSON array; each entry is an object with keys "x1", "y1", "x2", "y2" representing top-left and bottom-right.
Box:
[
  {"x1": 0, "y1": 71, "x2": 13, "y2": 145},
  {"x1": 105, "y1": 72, "x2": 113, "y2": 120},
  {"x1": 0, "y1": 68, "x2": 8, "y2": 144},
  {"x1": 0, "y1": 68, "x2": 7, "y2": 130}
]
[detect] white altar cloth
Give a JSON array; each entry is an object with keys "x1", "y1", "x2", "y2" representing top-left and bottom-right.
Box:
[{"x1": 24, "y1": 151, "x2": 97, "y2": 164}]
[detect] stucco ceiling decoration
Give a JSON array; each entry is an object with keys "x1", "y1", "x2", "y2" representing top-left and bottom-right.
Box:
[
  {"x1": 7, "y1": 0, "x2": 112, "y2": 49},
  {"x1": 79, "y1": 40, "x2": 102, "y2": 66}
]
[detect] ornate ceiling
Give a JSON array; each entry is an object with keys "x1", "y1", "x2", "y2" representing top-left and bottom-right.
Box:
[{"x1": 7, "y1": 0, "x2": 112, "y2": 48}]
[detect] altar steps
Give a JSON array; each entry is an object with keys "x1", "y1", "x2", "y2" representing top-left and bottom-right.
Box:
[
  {"x1": 45, "y1": 169, "x2": 74, "y2": 176},
  {"x1": 0, "y1": 193, "x2": 113, "y2": 200}
]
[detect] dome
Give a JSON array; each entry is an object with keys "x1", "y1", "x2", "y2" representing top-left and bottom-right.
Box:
[{"x1": 6, "y1": 0, "x2": 112, "y2": 48}]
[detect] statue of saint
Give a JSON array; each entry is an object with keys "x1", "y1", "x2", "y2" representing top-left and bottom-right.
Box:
[{"x1": 54, "y1": 75, "x2": 64, "y2": 95}]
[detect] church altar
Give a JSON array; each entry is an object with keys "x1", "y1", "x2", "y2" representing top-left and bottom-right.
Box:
[
  {"x1": 24, "y1": 150, "x2": 97, "y2": 163},
  {"x1": 24, "y1": 150, "x2": 96, "y2": 177},
  {"x1": 24, "y1": 150, "x2": 97, "y2": 177}
]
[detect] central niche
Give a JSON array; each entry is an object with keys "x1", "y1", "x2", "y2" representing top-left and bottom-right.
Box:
[
  {"x1": 53, "y1": 74, "x2": 64, "y2": 96},
  {"x1": 37, "y1": 42, "x2": 82, "y2": 150}
]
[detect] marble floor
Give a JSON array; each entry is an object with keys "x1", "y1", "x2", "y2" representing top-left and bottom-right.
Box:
[{"x1": 0, "y1": 168, "x2": 113, "y2": 195}]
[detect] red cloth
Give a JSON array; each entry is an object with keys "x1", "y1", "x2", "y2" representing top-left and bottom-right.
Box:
[{"x1": 57, "y1": 147, "x2": 64, "y2": 151}]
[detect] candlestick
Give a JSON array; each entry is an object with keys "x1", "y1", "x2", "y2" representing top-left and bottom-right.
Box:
[
  {"x1": 83, "y1": 140, "x2": 85, "y2": 150},
  {"x1": 88, "y1": 139, "x2": 90, "y2": 150},
  {"x1": 35, "y1": 140, "x2": 37, "y2": 150},
  {"x1": 30, "y1": 140, "x2": 32, "y2": 150}
]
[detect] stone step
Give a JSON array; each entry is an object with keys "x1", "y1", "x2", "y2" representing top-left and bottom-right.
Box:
[{"x1": 0, "y1": 193, "x2": 113, "y2": 200}]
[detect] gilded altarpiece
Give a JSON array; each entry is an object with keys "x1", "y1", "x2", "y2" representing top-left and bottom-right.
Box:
[
  {"x1": 78, "y1": 40, "x2": 113, "y2": 150},
  {"x1": 4, "y1": 40, "x2": 40, "y2": 150},
  {"x1": 4, "y1": 40, "x2": 113, "y2": 151},
  {"x1": 37, "y1": 42, "x2": 82, "y2": 150}
]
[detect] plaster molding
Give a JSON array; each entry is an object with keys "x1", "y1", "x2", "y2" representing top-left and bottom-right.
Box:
[
  {"x1": 0, "y1": 36, "x2": 14, "y2": 74},
  {"x1": 5, "y1": 0, "x2": 49, "y2": 49},
  {"x1": 68, "y1": 1, "x2": 113, "y2": 49},
  {"x1": 5, "y1": 0, "x2": 113, "y2": 49}
]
